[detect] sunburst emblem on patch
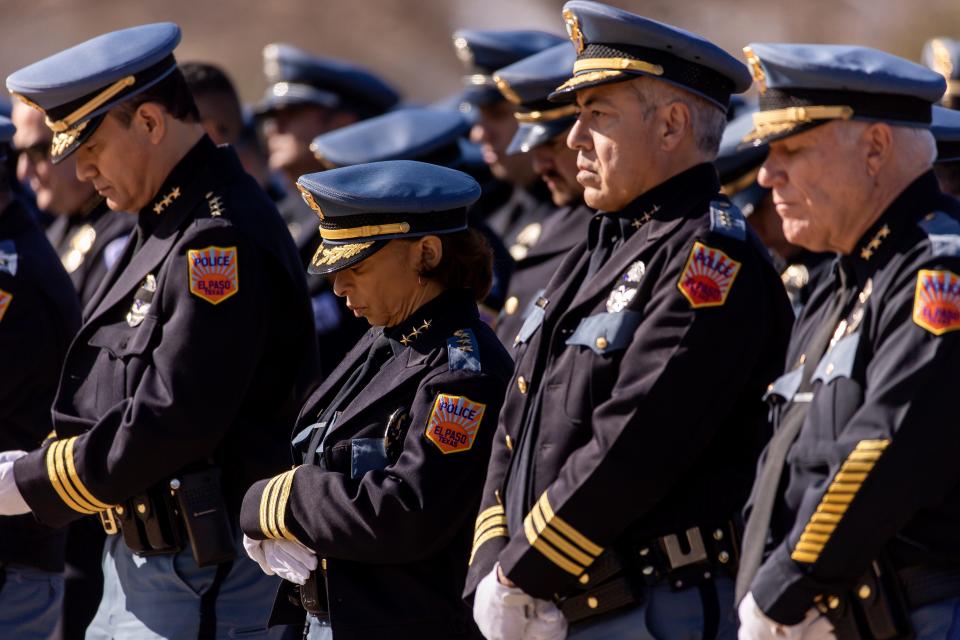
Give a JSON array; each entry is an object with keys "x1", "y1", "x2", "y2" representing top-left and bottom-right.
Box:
[
  {"x1": 913, "y1": 269, "x2": 960, "y2": 335},
  {"x1": 425, "y1": 394, "x2": 487, "y2": 455},
  {"x1": 187, "y1": 246, "x2": 239, "y2": 305},
  {"x1": 677, "y1": 241, "x2": 742, "y2": 308}
]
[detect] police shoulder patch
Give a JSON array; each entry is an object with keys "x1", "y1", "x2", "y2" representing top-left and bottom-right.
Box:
[
  {"x1": 0, "y1": 288, "x2": 11, "y2": 323},
  {"x1": 708, "y1": 201, "x2": 747, "y2": 242},
  {"x1": 677, "y1": 241, "x2": 742, "y2": 309},
  {"x1": 187, "y1": 246, "x2": 238, "y2": 305},
  {"x1": 425, "y1": 394, "x2": 486, "y2": 454},
  {"x1": 912, "y1": 269, "x2": 960, "y2": 335},
  {"x1": 448, "y1": 328, "x2": 481, "y2": 372}
]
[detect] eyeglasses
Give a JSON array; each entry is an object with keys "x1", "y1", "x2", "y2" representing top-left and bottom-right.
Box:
[{"x1": 15, "y1": 140, "x2": 52, "y2": 165}]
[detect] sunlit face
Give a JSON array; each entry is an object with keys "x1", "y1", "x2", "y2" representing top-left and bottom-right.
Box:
[
  {"x1": 73, "y1": 111, "x2": 154, "y2": 212},
  {"x1": 11, "y1": 102, "x2": 95, "y2": 215},
  {"x1": 532, "y1": 129, "x2": 583, "y2": 207},
  {"x1": 758, "y1": 122, "x2": 870, "y2": 253},
  {"x1": 331, "y1": 239, "x2": 431, "y2": 327},
  {"x1": 260, "y1": 104, "x2": 348, "y2": 178},
  {"x1": 470, "y1": 100, "x2": 534, "y2": 183},
  {"x1": 567, "y1": 81, "x2": 660, "y2": 211}
]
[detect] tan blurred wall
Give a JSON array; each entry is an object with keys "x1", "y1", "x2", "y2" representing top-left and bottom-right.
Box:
[{"x1": 1, "y1": 0, "x2": 959, "y2": 106}]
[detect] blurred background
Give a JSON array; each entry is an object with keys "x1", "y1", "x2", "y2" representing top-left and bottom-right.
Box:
[{"x1": 2, "y1": 0, "x2": 960, "y2": 104}]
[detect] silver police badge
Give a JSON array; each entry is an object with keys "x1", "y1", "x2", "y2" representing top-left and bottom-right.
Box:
[
  {"x1": 606, "y1": 261, "x2": 645, "y2": 313},
  {"x1": 624, "y1": 261, "x2": 645, "y2": 283},
  {"x1": 126, "y1": 274, "x2": 157, "y2": 327}
]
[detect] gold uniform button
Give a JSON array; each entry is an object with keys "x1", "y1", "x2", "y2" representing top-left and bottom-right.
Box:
[
  {"x1": 136, "y1": 503, "x2": 146, "y2": 514},
  {"x1": 579, "y1": 573, "x2": 590, "y2": 585},
  {"x1": 828, "y1": 595, "x2": 841, "y2": 610},
  {"x1": 858, "y1": 585, "x2": 871, "y2": 600},
  {"x1": 504, "y1": 296, "x2": 520, "y2": 315},
  {"x1": 587, "y1": 596, "x2": 599, "y2": 609},
  {"x1": 505, "y1": 435, "x2": 514, "y2": 451},
  {"x1": 595, "y1": 337, "x2": 608, "y2": 350},
  {"x1": 825, "y1": 363, "x2": 835, "y2": 375},
  {"x1": 517, "y1": 376, "x2": 528, "y2": 394}
]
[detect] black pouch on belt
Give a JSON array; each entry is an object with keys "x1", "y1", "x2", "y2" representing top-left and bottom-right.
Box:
[
  {"x1": 131, "y1": 488, "x2": 184, "y2": 555},
  {"x1": 171, "y1": 467, "x2": 237, "y2": 567},
  {"x1": 823, "y1": 557, "x2": 914, "y2": 640}
]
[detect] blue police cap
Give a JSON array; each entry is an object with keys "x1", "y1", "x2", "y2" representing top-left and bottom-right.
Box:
[
  {"x1": 716, "y1": 108, "x2": 770, "y2": 215},
  {"x1": 453, "y1": 29, "x2": 566, "y2": 107},
  {"x1": 296, "y1": 160, "x2": 482, "y2": 275},
  {"x1": 932, "y1": 105, "x2": 960, "y2": 163},
  {"x1": 923, "y1": 38, "x2": 960, "y2": 108},
  {"x1": 741, "y1": 43, "x2": 946, "y2": 146},
  {"x1": 493, "y1": 43, "x2": 578, "y2": 154},
  {"x1": 6, "y1": 23, "x2": 181, "y2": 163},
  {"x1": 549, "y1": 1, "x2": 751, "y2": 110},
  {"x1": 255, "y1": 43, "x2": 399, "y2": 118},
  {"x1": 310, "y1": 106, "x2": 476, "y2": 170}
]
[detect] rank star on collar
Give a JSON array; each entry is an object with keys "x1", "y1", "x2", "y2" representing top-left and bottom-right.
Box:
[
  {"x1": 860, "y1": 224, "x2": 891, "y2": 260},
  {"x1": 632, "y1": 205, "x2": 660, "y2": 230},
  {"x1": 153, "y1": 186, "x2": 182, "y2": 215},
  {"x1": 400, "y1": 319, "x2": 432, "y2": 346}
]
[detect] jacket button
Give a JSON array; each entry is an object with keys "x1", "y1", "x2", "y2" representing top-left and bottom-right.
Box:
[
  {"x1": 595, "y1": 337, "x2": 608, "y2": 350},
  {"x1": 504, "y1": 297, "x2": 519, "y2": 315},
  {"x1": 517, "y1": 376, "x2": 528, "y2": 394},
  {"x1": 858, "y1": 585, "x2": 871, "y2": 600},
  {"x1": 505, "y1": 435, "x2": 514, "y2": 451},
  {"x1": 579, "y1": 573, "x2": 589, "y2": 585},
  {"x1": 587, "y1": 596, "x2": 599, "y2": 609}
]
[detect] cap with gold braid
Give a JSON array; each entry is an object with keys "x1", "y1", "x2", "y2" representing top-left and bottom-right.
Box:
[
  {"x1": 923, "y1": 38, "x2": 960, "y2": 110},
  {"x1": 742, "y1": 43, "x2": 946, "y2": 147},
  {"x1": 492, "y1": 43, "x2": 579, "y2": 155},
  {"x1": 6, "y1": 23, "x2": 182, "y2": 163},
  {"x1": 548, "y1": 0, "x2": 751, "y2": 109},
  {"x1": 297, "y1": 160, "x2": 481, "y2": 275}
]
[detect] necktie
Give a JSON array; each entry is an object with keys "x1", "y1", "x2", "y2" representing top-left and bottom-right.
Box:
[
  {"x1": 735, "y1": 262, "x2": 857, "y2": 603},
  {"x1": 586, "y1": 215, "x2": 621, "y2": 280}
]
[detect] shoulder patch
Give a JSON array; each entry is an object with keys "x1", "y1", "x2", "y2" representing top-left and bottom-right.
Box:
[
  {"x1": 913, "y1": 269, "x2": 960, "y2": 335},
  {"x1": 447, "y1": 328, "x2": 481, "y2": 372},
  {"x1": 0, "y1": 240, "x2": 17, "y2": 276},
  {"x1": 709, "y1": 201, "x2": 747, "y2": 242},
  {"x1": 425, "y1": 394, "x2": 486, "y2": 454},
  {"x1": 918, "y1": 211, "x2": 960, "y2": 258},
  {"x1": 187, "y1": 246, "x2": 238, "y2": 305},
  {"x1": 677, "y1": 241, "x2": 742, "y2": 308},
  {"x1": 0, "y1": 288, "x2": 11, "y2": 323}
]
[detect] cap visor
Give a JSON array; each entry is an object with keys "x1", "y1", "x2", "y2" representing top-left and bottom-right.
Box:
[
  {"x1": 308, "y1": 239, "x2": 388, "y2": 276},
  {"x1": 506, "y1": 120, "x2": 574, "y2": 155}
]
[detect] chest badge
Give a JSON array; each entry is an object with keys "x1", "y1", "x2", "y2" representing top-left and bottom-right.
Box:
[
  {"x1": 188, "y1": 246, "x2": 239, "y2": 305},
  {"x1": 126, "y1": 274, "x2": 157, "y2": 327},
  {"x1": 605, "y1": 261, "x2": 645, "y2": 313}
]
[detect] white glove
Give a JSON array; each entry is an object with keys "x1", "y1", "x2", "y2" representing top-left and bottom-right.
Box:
[
  {"x1": 242, "y1": 534, "x2": 273, "y2": 576},
  {"x1": 525, "y1": 598, "x2": 568, "y2": 640},
  {"x1": 263, "y1": 538, "x2": 318, "y2": 585},
  {"x1": 0, "y1": 451, "x2": 29, "y2": 516},
  {"x1": 473, "y1": 564, "x2": 534, "y2": 640},
  {"x1": 739, "y1": 592, "x2": 834, "y2": 640}
]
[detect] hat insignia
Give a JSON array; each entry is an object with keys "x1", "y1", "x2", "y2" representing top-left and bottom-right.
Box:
[{"x1": 563, "y1": 9, "x2": 585, "y2": 55}]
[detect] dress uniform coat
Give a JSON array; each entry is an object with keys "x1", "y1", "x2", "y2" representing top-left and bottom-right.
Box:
[
  {"x1": 466, "y1": 164, "x2": 794, "y2": 609},
  {"x1": 744, "y1": 172, "x2": 960, "y2": 623},
  {"x1": 0, "y1": 197, "x2": 78, "y2": 572},
  {"x1": 45, "y1": 198, "x2": 134, "y2": 311},
  {"x1": 11, "y1": 135, "x2": 318, "y2": 527},
  {"x1": 242, "y1": 288, "x2": 513, "y2": 640}
]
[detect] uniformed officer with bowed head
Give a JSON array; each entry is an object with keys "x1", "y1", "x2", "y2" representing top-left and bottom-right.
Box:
[
  {"x1": 467, "y1": 2, "x2": 794, "y2": 639},
  {"x1": 0, "y1": 23, "x2": 317, "y2": 638},
  {"x1": 734, "y1": 43, "x2": 960, "y2": 640},
  {"x1": 240, "y1": 160, "x2": 513, "y2": 640}
]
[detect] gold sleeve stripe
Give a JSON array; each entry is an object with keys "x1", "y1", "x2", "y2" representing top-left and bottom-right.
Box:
[
  {"x1": 537, "y1": 492, "x2": 603, "y2": 557},
  {"x1": 62, "y1": 437, "x2": 110, "y2": 510},
  {"x1": 274, "y1": 468, "x2": 301, "y2": 544},
  {"x1": 523, "y1": 513, "x2": 582, "y2": 575},
  {"x1": 475, "y1": 504, "x2": 505, "y2": 529},
  {"x1": 47, "y1": 441, "x2": 96, "y2": 515},
  {"x1": 469, "y1": 526, "x2": 509, "y2": 566},
  {"x1": 473, "y1": 515, "x2": 507, "y2": 543},
  {"x1": 792, "y1": 439, "x2": 890, "y2": 564},
  {"x1": 530, "y1": 502, "x2": 594, "y2": 566},
  {"x1": 259, "y1": 474, "x2": 284, "y2": 539}
]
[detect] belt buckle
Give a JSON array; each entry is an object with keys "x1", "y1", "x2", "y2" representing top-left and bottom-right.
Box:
[
  {"x1": 661, "y1": 527, "x2": 708, "y2": 569},
  {"x1": 99, "y1": 509, "x2": 119, "y2": 535}
]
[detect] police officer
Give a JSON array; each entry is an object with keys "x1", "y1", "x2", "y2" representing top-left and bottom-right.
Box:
[
  {"x1": 923, "y1": 37, "x2": 960, "y2": 110},
  {"x1": 0, "y1": 23, "x2": 318, "y2": 638},
  {"x1": 717, "y1": 109, "x2": 830, "y2": 314},
  {"x1": 932, "y1": 105, "x2": 960, "y2": 197},
  {"x1": 490, "y1": 43, "x2": 593, "y2": 346},
  {"x1": 0, "y1": 115, "x2": 78, "y2": 639},
  {"x1": 308, "y1": 104, "x2": 516, "y2": 321},
  {"x1": 733, "y1": 43, "x2": 960, "y2": 640},
  {"x1": 467, "y1": 3, "x2": 794, "y2": 639},
  {"x1": 452, "y1": 29, "x2": 564, "y2": 250},
  {"x1": 255, "y1": 43, "x2": 400, "y2": 378},
  {"x1": 239, "y1": 160, "x2": 513, "y2": 639},
  {"x1": 11, "y1": 97, "x2": 134, "y2": 311}
]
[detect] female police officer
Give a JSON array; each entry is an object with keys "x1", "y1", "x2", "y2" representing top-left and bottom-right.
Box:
[{"x1": 240, "y1": 160, "x2": 513, "y2": 640}]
